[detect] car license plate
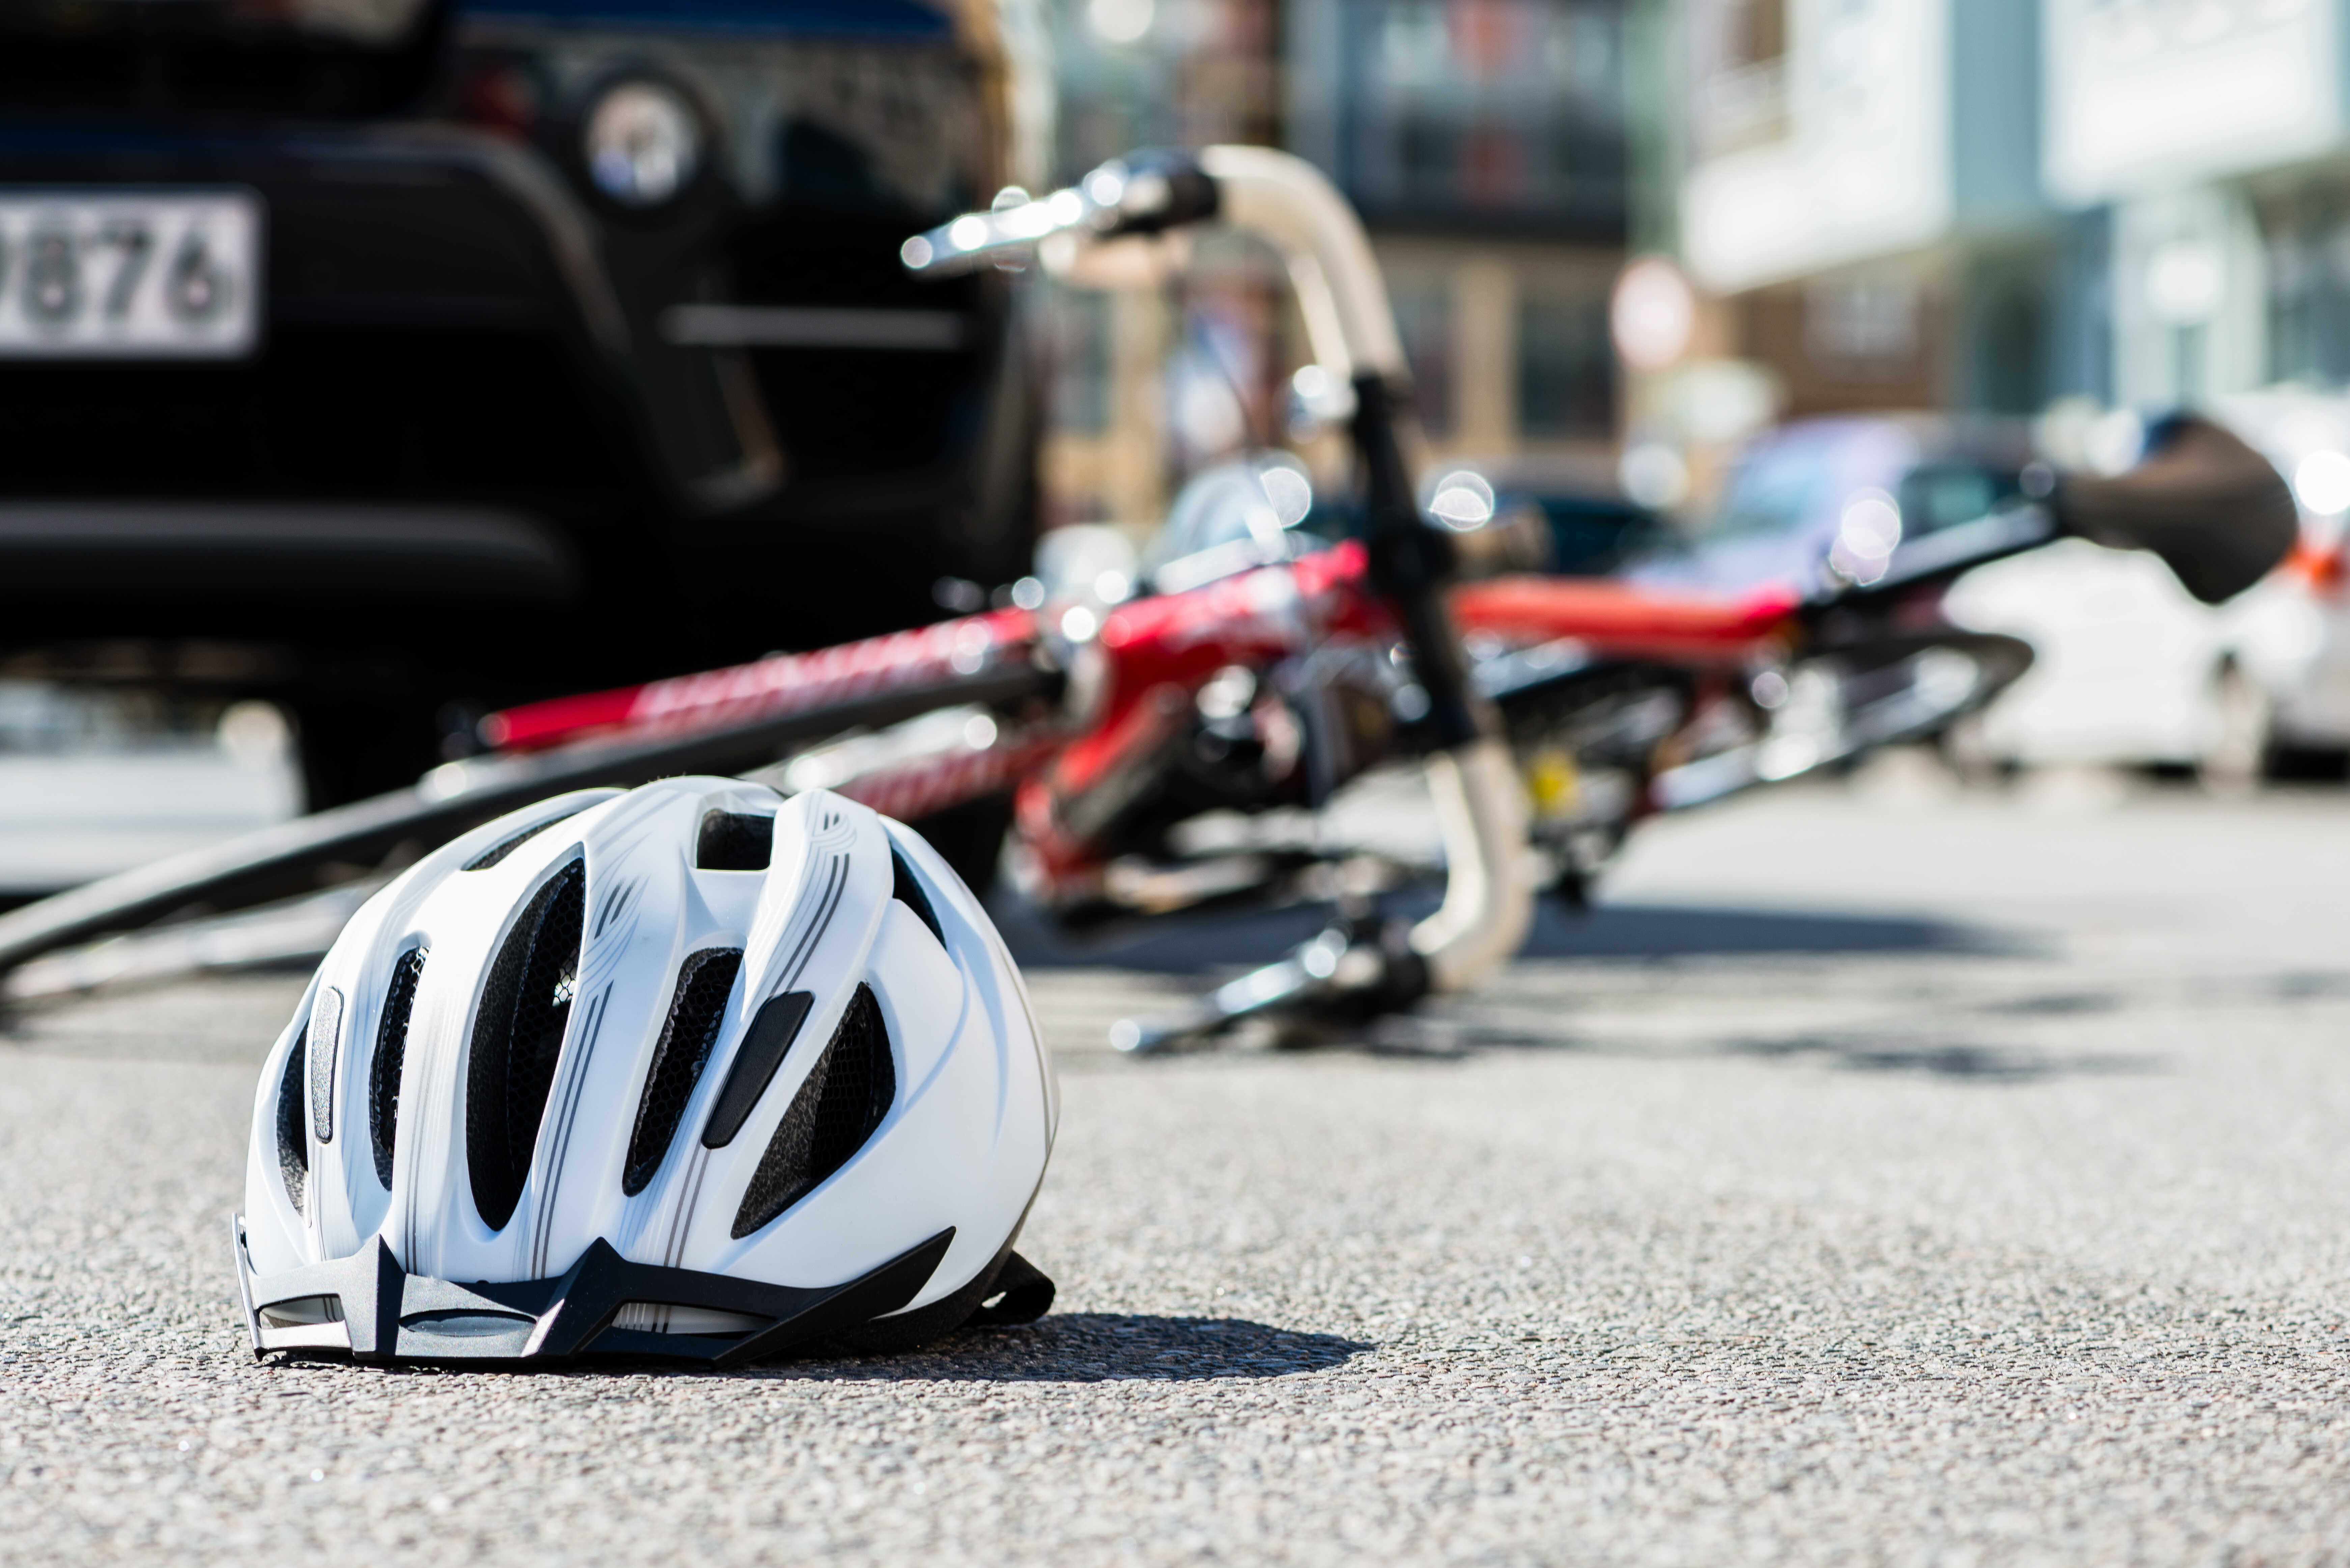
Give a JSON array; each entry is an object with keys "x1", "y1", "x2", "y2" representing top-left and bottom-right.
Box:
[{"x1": 0, "y1": 191, "x2": 262, "y2": 359}]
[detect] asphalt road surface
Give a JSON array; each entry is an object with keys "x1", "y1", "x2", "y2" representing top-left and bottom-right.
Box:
[{"x1": 5, "y1": 773, "x2": 2350, "y2": 1564}]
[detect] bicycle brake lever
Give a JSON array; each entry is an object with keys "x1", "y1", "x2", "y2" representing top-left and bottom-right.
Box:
[{"x1": 1108, "y1": 917, "x2": 1429, "y2": 1054}]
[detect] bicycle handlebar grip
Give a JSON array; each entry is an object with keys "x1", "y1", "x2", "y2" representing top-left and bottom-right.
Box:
[
  {"x1": 2052, "y1": 412, "x2": 2298, "y2": 605},
  {"x1": 1087, "y1": 150, "x2": 1220, "y2": 237}
]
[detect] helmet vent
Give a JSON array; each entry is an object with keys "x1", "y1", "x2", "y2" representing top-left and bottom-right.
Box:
[
  {"x1": 731, "y1": 983, "x2": 896, "y2": 1239},
  {"x1": 623, "y1": 947, "x2": 744, "y2": 1195},
  {"x1": 464, "y1": 806, "x2": 585, "y2": 873},
  {"x1": 306, "y1": 987, "x2": 344, "y2": 1144},
  {"x1": 891, "y1": 849, "x2": 944, "y2": 944},
  {"x1": 276, "y1": 1020, "x2": 309, "y2": 1213},
  {"x1": 368, "y1": 948, "x2": 427, "y2": 1190},
  {"x1": 697, "y1": 811, "x2": 774, "y2": 871},
  {"x1": 465, "y1": 860, "x2": 587, "y2": 1232}
]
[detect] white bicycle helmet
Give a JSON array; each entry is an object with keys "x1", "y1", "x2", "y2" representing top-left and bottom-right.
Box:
[{"x1": 234, "y1": 777, "x2": 1057, "y2": 1365}]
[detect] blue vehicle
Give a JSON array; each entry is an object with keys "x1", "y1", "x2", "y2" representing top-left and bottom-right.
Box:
[{"x1": 0, "y1": 0, "x2": 1048, "y2": 804}]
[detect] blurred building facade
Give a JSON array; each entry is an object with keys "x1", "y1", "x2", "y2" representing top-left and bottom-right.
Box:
[
  {"x1": 1669, "y1": 0, "x2": 2048, "y2": 424},
  {"x1": 1668, "y1": 0, "x2": 2350, "y2": 446},
  {"x1": 1040, "y1": 0, "x2": 1632, "y2": 528},
  {"x1": 1032, "y1": 0, "x2": 2350, "y2": 534},
  {"x1": 2041, "y1": 0, "x2": 2350, "y2": 413}
]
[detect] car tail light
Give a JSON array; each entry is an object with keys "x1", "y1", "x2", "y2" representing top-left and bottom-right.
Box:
[
  {"x1": 454, "y1": 55, "x2": 544, "y2": 141},
  {"x1": 2285, "y1": 537, "x2": 2345, "y2": 595}
]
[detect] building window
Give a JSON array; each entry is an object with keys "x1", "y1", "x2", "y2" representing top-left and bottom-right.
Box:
[
  {"x1": 1338, "y1": 0, "x2": 1625, "y2": 232},
  {"x1": 1047, "y1": 288, "x2": 1114, "y2": 435},
  {"x1": 1688, "y1": 0, "x2": 1788, "y2": 157},
  {"x1": 2259, "y1": 183, "x2": 2350, "y2": 390},
  {"x1": 1516, "y1": 288, "x2": 1615, "y2": 439},
  {"x1": 1735, "y1": 0, "x2": 1785, "y2": 65},
  {"x1": 1803, "y1": 275, "x2": 1922, "y2": 375},
  {"x1": 1391, "y1": 282, "x2": 1458, "y2": 436}
]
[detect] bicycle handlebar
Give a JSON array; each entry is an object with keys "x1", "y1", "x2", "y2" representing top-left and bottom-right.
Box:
[
  {"x1": 900, "y1": 152, "x2": 1222, "y2": 277},
  {"x1": 907, "y1": 148, "x2": 1531, "y2": 994}
]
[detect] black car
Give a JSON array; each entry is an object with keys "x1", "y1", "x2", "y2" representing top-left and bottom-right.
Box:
[
  {"x1": 0, "y1": 0, "x2": 1044, "y2": 803},
  {"x1": 1418, "y1": 454, "x2": 1673, "y2": 578}
]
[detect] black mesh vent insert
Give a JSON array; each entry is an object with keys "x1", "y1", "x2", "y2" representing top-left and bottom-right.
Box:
[
  {"x1": 731, "y1": 983, "x2": 896, "y2": 1239},
  {"x1": 465, "y1": 860, "x2": 586, "y2": 1232},
  {"x1": 368, "y1": 948, "x2": 426, "y2": 1190},
  {"x1": 276, "y1": 1020, "x2": 309, "y2": 1214},
  {"x1": 623, "y1": 947, "x2": 744, "y2": 1195},
  {"x1": 891, "y1": 848, "x2": 944, "y2": 944},
  {"x1": 697, "y1": 811, "x2": 774, "y2": 871}
]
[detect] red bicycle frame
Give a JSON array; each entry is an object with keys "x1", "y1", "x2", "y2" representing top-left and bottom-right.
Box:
[{"x1": 475, "y1": 538, "x2": 1798, "y2": 898}]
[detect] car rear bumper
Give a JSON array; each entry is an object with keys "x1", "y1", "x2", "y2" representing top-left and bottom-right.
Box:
[
  {"x1": 0, "y1": 500, "x2": 579, "y2": 603},
  {"x1": 0, "y1": 117, "x2": 1015, "y2": 672},
  {"x1": 0, "y1": 121, "x2": 664, "y2": 500}
]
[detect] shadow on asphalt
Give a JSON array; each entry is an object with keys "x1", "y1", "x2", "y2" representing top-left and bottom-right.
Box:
[
  {"x1": 2262, "y1": 970, "x2": 2350, "y2": 1001},
  {"x1": 996, "y1": 887, "x2": 2014, "y2": 975},
  {"x1": 1518, "y1": 902, "x2": 2016, "y2": 959},
  {"x1": 1756, "y1": 1039, "x2": 2159, "y2": 1082},
  {"x1": 289, "y1": 1316, "x2": 1374, "y2": 1382},
  {"x1": 770, "y1": 1314, "x2": 1372, "y2": 1382},
  {"x1": 1358, "y1": 1019, "x2": 2164, "y2": 1082},
  {"x1": 992, "y1": 897, "x2": 1333, "y2": 974}
]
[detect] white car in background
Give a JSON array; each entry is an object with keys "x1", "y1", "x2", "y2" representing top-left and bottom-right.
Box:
[{"x1": 1944, "y1": 394, "x2": 2350, "y2": 781}]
